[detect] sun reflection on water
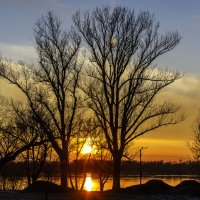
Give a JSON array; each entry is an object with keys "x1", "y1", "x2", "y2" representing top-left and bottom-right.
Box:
[{"x1": 84, "y1": 176, "x2": 93, "y2": 191}]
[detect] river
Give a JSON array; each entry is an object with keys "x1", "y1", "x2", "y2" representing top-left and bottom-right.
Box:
[
  {"x1": 80, "y1": 174, "x2": 200, "y2": 191},
  {"x1": 0, "y1": 174, "x2": 199, "y2": 191}
]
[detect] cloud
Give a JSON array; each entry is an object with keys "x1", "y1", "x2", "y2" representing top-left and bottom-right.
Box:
[
  {"x1": 0, "y1": 43, "x2": 37, "y2": 64},
  {"x1": 161, "y1": 75, "x2": 200, "y2": 118},
  {"x1": 0, "y1": 79, "x2": 25, "y2": 101},
  {"x1": 131, "y1": 74, "x2": 200, "y2": 161}
]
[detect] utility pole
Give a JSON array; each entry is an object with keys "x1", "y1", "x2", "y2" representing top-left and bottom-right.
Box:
[{"x1": 139, "y1": 147, "x2": 148, "y2": 185}]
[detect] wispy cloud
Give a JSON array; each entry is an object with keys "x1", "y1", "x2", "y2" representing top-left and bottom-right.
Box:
[
  {"x1": 0, "y1": 43, "x2": 37, "y2": 64},
  {"x1": 167, "y1": 75, "x2": 200, "y2": 101}
]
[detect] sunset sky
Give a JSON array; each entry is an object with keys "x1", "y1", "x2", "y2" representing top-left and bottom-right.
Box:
[{"x1": 1, "y1": 0, "x2": 200, "y2": 161}]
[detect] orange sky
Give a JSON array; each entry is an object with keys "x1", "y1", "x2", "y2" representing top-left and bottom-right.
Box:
[
  {"x1": 0, "y1": 75, "x2": 199, "y2": 162},
  {"x1": 133, "y1": 75, "x2": 200, "y2": 162}
]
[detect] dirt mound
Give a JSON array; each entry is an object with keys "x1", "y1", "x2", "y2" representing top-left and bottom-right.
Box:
[
  {"x1": 175, "y1": 180, "x2": 200, "y2": 188},
  {"x1": 122, "y1": 179, "x2": 173, "y2": 194},
  {"x1": 23, "y1": 181, "x2": 74, "y2": 193},
  {"x1": 140, "y1": 179, "x2": 173, "y2": 194},
  {"x1": 175, "y1": 180, "x2": 200, "y2": 196}
]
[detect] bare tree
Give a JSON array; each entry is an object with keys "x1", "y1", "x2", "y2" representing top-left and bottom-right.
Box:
[
  {"x1": 0, "y1": 97, "x2": 53, "y2": 187},
  {"x1": 43, "y1": 146, "x2": 59, "y2": 182},
  {"x1": 20, "y1": 142, "x2": 48, "y2": 186},
  {"x1": 0, "y1": 98, "x2": 42, "y2": 169},
  {"x1": 0, "y1": 11, "x2": 83, "y2": 188},
  {"x1": 189, "y1": 112, "x2": 200, "y2": 160},
  {"x1": 9, "y1": 102, "x2": 49, "y2": 186},
  {"x1": 68, "y1": 126, "x2": 88, "y2": 190},
  {"x1": 95, "y1": 133, "x2": 112, "y2": 192},
  {"x1": 73, "y1": 6, "x2": 183, "y2": 191}
]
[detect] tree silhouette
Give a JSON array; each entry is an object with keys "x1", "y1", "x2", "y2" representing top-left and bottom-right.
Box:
[
  {"x1": 95, "y1": 133, "x2": 112, "y2": 192},
  {"x1": 0, "y1": 97, "x2": 43, "y2": 169},
  {"x1": 68, "y1": 124, "x2": 93, "y2": 190},
  {"x1": 189, "y1": 112, "x2": 200, "y2": 160},
  {"x1": 0, "y1": 11, "x2": 83, "y2": 188},
  {"x1": 73, "y1": 6, "x2": 183, "y2": 191}
]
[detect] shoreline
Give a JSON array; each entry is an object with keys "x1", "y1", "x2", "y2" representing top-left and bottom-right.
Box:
[
  {"x1": 0, "y1": 179, "x2": 198, "y2": 200},
  {"x1": 7, "y1": 179, "x2": 200, "y2": 200},
  {"x1": 0, "y1": 191, "x2": 199, "y2": 200}
]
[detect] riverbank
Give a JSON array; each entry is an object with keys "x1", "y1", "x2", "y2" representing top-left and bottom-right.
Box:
[
  {"x1": 0, "y1": 191, "x2": 199, "y2": 200},
  {"x1": 0, "y1": 179, "x2": 200, "y2": 200}
]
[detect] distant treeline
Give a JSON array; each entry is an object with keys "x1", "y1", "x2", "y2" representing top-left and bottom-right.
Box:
[
  {"x1": 0, "y1": 160, "x2": 200, "y2": 178},
  {"x1": 121, "y1": 160, "x2": 200, "y2": 176}
]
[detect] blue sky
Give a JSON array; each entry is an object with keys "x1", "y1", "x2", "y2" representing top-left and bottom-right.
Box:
[{"x1": 0, "y1": 0, "x2": 200, "y2": 73}]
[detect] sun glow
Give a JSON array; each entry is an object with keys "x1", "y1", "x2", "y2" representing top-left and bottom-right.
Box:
[
  {"x1": 82, "y1": 145, "x2": 92, "y2": 154},
  {"x1": 82, "y1": 138, "x2": 94, "y2": 154},
  {"x1": 84, "y1": 176, "x2": 93, "y2": 191}
]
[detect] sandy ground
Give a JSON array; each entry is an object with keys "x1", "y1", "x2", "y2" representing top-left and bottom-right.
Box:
[{"x1": 0, "y1": 192, "x2": 200, "y2": 200}]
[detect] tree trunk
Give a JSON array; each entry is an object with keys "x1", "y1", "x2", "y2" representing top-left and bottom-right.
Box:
[
  {"x1": 60, "y1": 154, "x2": 68, "y2": 189},
  {"x1": 26, "y1": 149, "x2": 31, "y2": 186},
  {"x1": 100, "y1": 182, "x2": 104, "y2": 192},
  {"x1": 112, "y1": 154, "x2": 121, "y2": 191}
]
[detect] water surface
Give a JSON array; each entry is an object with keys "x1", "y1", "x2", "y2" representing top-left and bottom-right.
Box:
[{"x1": 0, "y1": 175, "x2": 199, "y2": 191}]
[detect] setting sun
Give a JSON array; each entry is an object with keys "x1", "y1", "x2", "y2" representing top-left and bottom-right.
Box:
[
  {"x1": 82, "y1": 145, "x2": 92, "y2": 154},
  {"x1": 82, "y1": 138, "x2": 94, "y2": 154}
]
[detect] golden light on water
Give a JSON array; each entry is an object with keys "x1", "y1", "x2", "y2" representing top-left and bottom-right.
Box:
[{"x1": 84, "y1": 176, "x2": 93, "y2": 191}]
